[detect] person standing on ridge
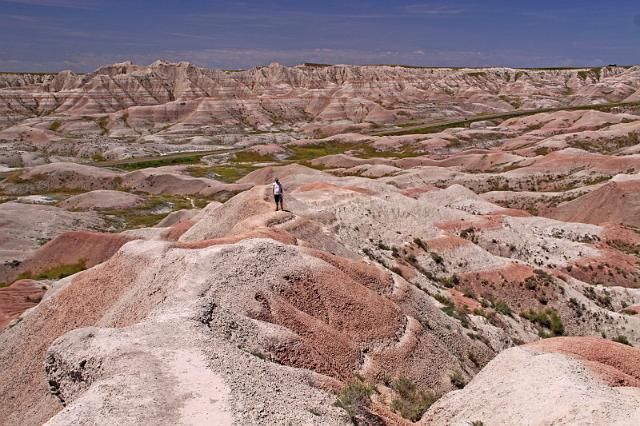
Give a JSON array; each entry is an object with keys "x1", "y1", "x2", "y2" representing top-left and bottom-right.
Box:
[{"x1": 273, "y1": 177, "x2": 284, "y2": 211}]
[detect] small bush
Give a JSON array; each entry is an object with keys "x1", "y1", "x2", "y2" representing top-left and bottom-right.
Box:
[
  {"x1": 468, "y1": 352, "x2": 480, "y2": 367},
  {"x1": 390, "y1": 376, "x2": 436, "y2": 422},
  {"x1": 493, "y1": 299, "x2": 512, "y2": 316},
  {"x1": 434, "y1": 293, "x2": 452, "y2": 306},
  {"x1": 335, "y1": 378, "x2": 375, "y2": 419},
  {"x1": 376, "y1": 241, "x2": 391, "y2": 251},
  {"x1": 613, "y1": 335, "x2": 632, "y2": 346},
  {"x1": 430, "y1": 252, "x2": 444, "y2": 264},
  {"x1": 413, "y1": 237, "x2": 429, "y2": 252}
]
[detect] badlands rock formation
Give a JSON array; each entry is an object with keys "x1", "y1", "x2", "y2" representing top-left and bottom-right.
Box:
[
  {"x1": 1, "y1": 62, "x2": 640, "y2": 425},
  {"x1": 1, "y1": 61, "x2": 640, "y2": 165}
]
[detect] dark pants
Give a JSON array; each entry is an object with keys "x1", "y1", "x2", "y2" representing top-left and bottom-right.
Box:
[{"x1": 274, "y1": 193, "x2": 283, "y2": 209}]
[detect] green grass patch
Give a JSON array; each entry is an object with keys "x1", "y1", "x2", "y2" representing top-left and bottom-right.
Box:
[
  {"x1": 377, "y1": 101, "x2": 640, "y2": 137},
  {"x1": 233, "y1": 151, "x2": 276, "y2": 163},
  {"x1": 187, "y1": 163, "x2": 262, "y2": 183},
  {"x1": 103, "y1": 195, "x2": 206, "y2": 229},
  {"x1": 288, "y1": 142, "x2": 420, "y2": 162},
  {"x1": 36, "y1": 261, "x2": 86, "y2": 280},
  {"x1": 17, "y1": 260, "x2": 86, "y2": 282},
  {"x1": 113, "y1": 155, "x2": 204, "y2": 171}
]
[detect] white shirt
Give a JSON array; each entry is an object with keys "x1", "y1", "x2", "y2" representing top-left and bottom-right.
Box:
[{"x1": 273, "y1": 182, "x2": 282, "y2": 195}]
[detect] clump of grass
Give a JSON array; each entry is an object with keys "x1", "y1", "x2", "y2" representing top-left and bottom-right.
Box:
[
  {"x1": 520, "y1": 308, "x2": 564, "y2": 337},
  {"x1": 334, "y1": 378, "x2": 375, "y2": 419},
  {"x1": 612, "y1": 335, "x2": 632, "y2": 346},
  {"x1": 249, "y1": 349, "x2": 266, "y2": 360},
  {"x1": 449, "y1": 370, "x2": 466, "y2": 389},
  {"x1": 413, "y1": 237, "x2": 429, "y2": 252},
  {"x1": 390, "y1": 376, "x2": 436, "y2": 422},
  {"x1": 493, "y1": 299, "x2": 512, "y2": 316},
  {"x1": 97, "y1": 116, "x2": 109, "y2": 135},
  {"x1": 430, "y1": 252, "x2": 444, "y2": 265},
  {"x1": 376, "y1": 241, "x2": 392, "y2": 251},
  {"x1": 49, "y1": 121, "x2": 62, "y2": 132}
]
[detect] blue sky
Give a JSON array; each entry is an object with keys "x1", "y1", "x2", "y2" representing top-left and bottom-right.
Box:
[{"x1": 1, "y1": 0, "x2": 639, "y2": 71}]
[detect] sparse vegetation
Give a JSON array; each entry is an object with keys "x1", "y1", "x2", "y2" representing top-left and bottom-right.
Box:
[
  {"x1": 583, "y1": 286, "x2": 613, "y2": 309},
  {"x1": 112, "y1": 154, "x2": 204, "y2": 170},
  {"x1": 187, "y1": 163, "x2": 261, "y2": 183},
  {"x1": 103, "y1": 195, "x2": 208, "y2": 229}
]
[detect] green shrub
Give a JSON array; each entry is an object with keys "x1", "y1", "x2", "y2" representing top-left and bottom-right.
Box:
[
  {"x1": 390, "y1": 376, "x2": 436, "y2": 421},
  {"x1": 334, "y1": 378, "x2": 375, "y2": 419},
  {"x1": 521, "y1": 308, "x2": 564, "y2": 337}
]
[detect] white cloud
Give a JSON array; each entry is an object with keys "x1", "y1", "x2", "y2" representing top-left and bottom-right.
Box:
[
  {"x1": 404, "y1": 4, "x2": 466, "y2": 15},
  {"x1": 0, "y1": 47, "x2": 615, "y2": 73},
  {"x1": 1, "y1": 0, "x2": 97, "y2": 9}
]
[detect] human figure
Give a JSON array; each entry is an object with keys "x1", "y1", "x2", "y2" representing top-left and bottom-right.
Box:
[{"x1": 273, "y1": 177, "x2": 284, "y2": 211}]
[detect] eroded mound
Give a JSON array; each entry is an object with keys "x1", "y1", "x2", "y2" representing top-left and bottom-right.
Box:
[{"x1": 423, "y1": 337, "x2": 640, "y2": 425}]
